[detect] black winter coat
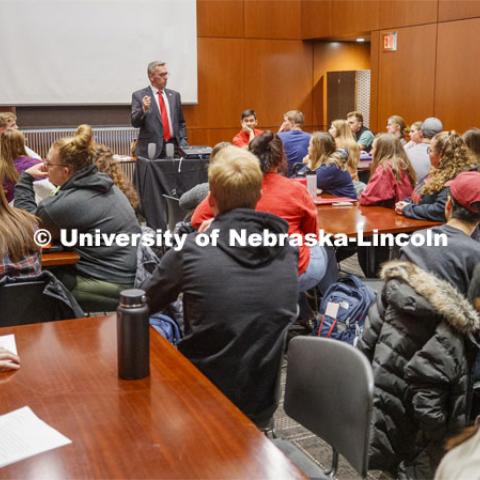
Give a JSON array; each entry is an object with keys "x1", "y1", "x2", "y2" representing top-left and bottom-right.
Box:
[{"x1": 357, "y1": 261, "x2": 480, "y2": 480}]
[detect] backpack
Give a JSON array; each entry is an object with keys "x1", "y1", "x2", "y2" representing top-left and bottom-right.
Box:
[
  {"x1": 150, "y1": 312, "x2": 182, "y2": 345},
  {"x1": 313, "y1": 274, "x2": 376, "y2": 345}
]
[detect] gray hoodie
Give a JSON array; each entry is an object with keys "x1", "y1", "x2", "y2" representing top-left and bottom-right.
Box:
[{"x1": 15, "y1": 165, "x2": 141, "y2": 285}]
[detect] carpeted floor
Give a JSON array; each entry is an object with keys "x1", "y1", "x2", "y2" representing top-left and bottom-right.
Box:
[{"x1": 272, "y1": 254, "x2": 393, "y2": 480}]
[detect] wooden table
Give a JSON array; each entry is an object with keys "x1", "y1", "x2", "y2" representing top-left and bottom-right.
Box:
[
  {"x1": 0, "y1": 316, "x2": 304, "y2": 479},
  {"x1": 41, "y1": 250, "x2": 80, "y2": 267},
  {"x1": 317, "y1": 204, "x2": 440, "y2": 237},
  {"x1": 317, "y1": 204, "x2": 441, "y2": 276}
]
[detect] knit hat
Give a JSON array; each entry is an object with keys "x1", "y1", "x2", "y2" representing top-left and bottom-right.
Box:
[{"x1": 421, "y1": 117, "x2": 443, "y2": 139}]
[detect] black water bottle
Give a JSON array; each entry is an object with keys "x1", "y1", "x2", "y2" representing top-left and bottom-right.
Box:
[{"x1": 117, "y1": 289, "x2": 150, "y2": 380}]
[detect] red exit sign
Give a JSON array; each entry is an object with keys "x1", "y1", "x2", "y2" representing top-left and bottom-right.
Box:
[{"x1": 383, "y1": 32, "x2": 397, "y2": 51}]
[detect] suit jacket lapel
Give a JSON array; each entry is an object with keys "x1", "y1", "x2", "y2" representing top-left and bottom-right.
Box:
[{"x1": 165, "y1": 88, "x2": 176, "y2": 134}]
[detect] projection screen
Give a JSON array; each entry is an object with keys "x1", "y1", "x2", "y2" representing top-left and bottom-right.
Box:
[{"x1": 0, "y1": 0, "x2": 197, "y2": 105}]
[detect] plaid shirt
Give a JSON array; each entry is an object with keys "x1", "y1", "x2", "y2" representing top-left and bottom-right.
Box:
[{"x1": 0, "y1": 253, "x2": 42, "y2": 279}]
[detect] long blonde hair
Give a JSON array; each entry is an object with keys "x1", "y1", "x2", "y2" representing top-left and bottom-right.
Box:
[
  {"x1": 388, "y1": 115, "x2": 407, "y2": 139},
  {"x1": 306, "y1": 132, "x2": 347, "y2": 171},
  {"x1": 0, "y1": 129, "x2": 28, "y2": 184},
  {"x1": 95, "y1": 144, "x2": 139, "y2": 210},
  {"x1": 331, "y1": 119, "x2": 360, "y2": 180},
  {"x1": 52, "y1": 124, "x2": 96, "y2": 173},
  {"x1": 0, "y1": 186, "x2": 40, "y2": 262},
  {"x1": 422, "y1": 131, "x2": 476, "y2": 195},
  {"x1": 371, "y1": 134, "x2": 416, "y2": 185}
]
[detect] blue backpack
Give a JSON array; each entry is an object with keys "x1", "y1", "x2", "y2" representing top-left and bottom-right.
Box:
[
  {"x1": 150, "y1": 312, "x2": 182, "y2": 345},
  {"x1": 313, "y1": 274, "x2": 376, "y2": 345}
]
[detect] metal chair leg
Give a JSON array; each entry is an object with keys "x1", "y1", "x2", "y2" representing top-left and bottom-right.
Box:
[{"x1": 324, "y1": 448, "x2": 339, "y2": 479}]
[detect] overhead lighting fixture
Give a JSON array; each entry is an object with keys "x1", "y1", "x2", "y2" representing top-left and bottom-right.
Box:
[{"x1": 356, "y1": 37, "x2": 366, "y2": 43}]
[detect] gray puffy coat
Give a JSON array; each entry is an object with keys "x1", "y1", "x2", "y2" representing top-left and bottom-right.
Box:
[{"x1": 357, "y1": 261, "x2": 480, "y2": 480}]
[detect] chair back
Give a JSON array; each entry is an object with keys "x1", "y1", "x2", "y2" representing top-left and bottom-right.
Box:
[
  {"x1": 284, "y1": 336, "x2": 374, "y2": 478},
  {"x1": 0, "y1": 279, "x2": 81, "y2": 327},
  {"x1": 162, "y1": 194, "x2": 187, "y2": 232}
]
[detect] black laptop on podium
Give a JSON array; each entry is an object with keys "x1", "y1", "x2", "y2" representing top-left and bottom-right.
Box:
[{"x1": 179, "y1": 145, "x2": 212, "y2": 159}]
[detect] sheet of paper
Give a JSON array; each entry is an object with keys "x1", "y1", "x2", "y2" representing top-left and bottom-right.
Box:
[
  {"x1": 0, "y1": 334, "x2": 17, "y2": 355},
  {"x1": 0, "y1": 406, "x2": 71, "y2": 468}
]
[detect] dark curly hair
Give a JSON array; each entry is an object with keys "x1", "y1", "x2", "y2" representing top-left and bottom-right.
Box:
[{"x1": 248, "y1": 131, "x2": 287, "y2": 174}]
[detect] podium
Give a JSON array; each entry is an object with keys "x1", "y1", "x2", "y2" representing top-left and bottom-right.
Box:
[{"x1": 134, "y1": 156, "x2": 209, "y2": 230}]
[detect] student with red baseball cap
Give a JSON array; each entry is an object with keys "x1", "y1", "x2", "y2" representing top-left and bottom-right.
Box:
[{"x1": 400, "y1": 171, "x2": 480, "y2": 295}]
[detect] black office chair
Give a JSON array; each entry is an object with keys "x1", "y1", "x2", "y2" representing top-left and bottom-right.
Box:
[
  {"x1": 0, "y1": 272, "x2": 84, "y2": 327},
  {"x1": 274, "y1": 337, "x2": 374, "y2": 479},
  {"x1": 162, "y1": 194, "x2": 187, "y2": 232}
]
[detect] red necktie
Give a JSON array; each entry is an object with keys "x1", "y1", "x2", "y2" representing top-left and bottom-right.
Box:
[{"x1": 157, "y1": 91, "x2": 171, "y2": 141}]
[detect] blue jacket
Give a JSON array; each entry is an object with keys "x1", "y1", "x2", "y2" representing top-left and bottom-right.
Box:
[
  {"x1": 315, "y1": 164, "x2": 357, "y2": 199},
  {"x1": 402, "y1": 187, "x2": 448, "y2": 222}
]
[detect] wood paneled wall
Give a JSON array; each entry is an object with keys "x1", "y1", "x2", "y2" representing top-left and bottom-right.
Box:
[
  {"x1": 186, "y1": 0, "x2": 368, "y2": 145},
  {"x1": 435, "y1": 18, "x2": 480, "y2": 131},
  {"x1": 438, "y1": 0, "x2": 480, "y2": 22},
  {"x1": 185, "y1": 0, "x2": 311, "y2": 145},
  {"x1": 303, "y1": 0, "x2": 480, "y2": 133},
  {"x1": 374, "y1": 24, "x2": 437, "y2": 131},
  {"x1": 302, "y1": 0, "x2": 436, "y2": 39}
]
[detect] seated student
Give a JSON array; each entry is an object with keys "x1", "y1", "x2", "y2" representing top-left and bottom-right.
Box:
[
  {"x1": 14, "y1": 124, "x2": 141, "y2": 311},
  {"x1": 404, "y1": 121, "x2": 423, "y2": 150},
  {"x1": 192, "y1": 131, "x2": 327, "y2": 292},
  {"x1": 329, "y1": 118, "x2": 361, "y2": 182},
  {"x1": 406, "y1": 117, "x2": 443, "y2": 185},
  {"x1": 360, "y1": 133, "x2": 415, "y2": 207},
  {"x1": 0, "y1": 129, "x2": 40, "y2": 202},
  {"x1": 463, "y1": 127, "x2": 480, "y2": 168},
  {"x1": 303, "y1": 132, "x2": 357, "y2": 199},
  {"x1": 0, "y1": 185, "x2": 41, "y2": 279},
  {"x1": 232, "y1": 109, "x2": 263, "y2": 148},
  {"x1": 179, "y1": 141, "x2": 231, "y2": 214},
  {"x1": 95, "y1": 144, "x2": 139, "y2": 212},
  {"x1": 143, "y1": 146, "x2": 298, "y2": 425},
  {"x1": 357, "y1": 259, "x2": 480, "y2": 480},
  {"x1": 347, "y1": 110, "x2": 375, "y2": 152},
  {"x1": 396, "y1": 131, "x2": 476, "y2": 222},
  {"x1": 0, "y1": 347, "x2": 20, "y2": 371},
  {"x1": 400, "y1": 171, "x2": 480, "y2": 296},
  {"x1": 386, "y1": 115, "x2": 407, "y2": 145},
  {"x1": 277, "y1": 110, "x2": 311, "y2": 176},
  {"x1": 0, "y1": 112, "x2": 41, "y2": 160},
  {"x1": 434, "y1": 265, "x2": 480, "y2": 479}
]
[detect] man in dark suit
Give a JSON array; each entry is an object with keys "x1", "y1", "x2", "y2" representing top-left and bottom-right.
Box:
[{"x1": 131, "y1": 61, "x2": 188, "y2": 159}]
